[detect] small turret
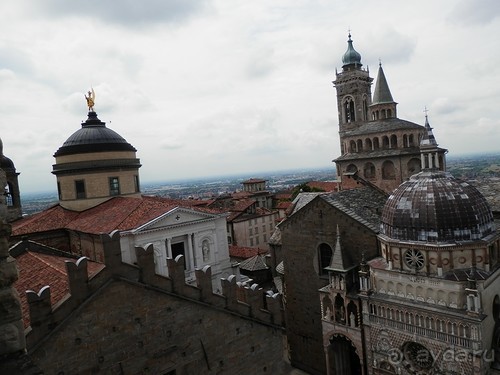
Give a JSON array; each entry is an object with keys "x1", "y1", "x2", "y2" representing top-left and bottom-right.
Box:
[{"x1": 419, "y1": 113, "x2": 445, "y2": 170}]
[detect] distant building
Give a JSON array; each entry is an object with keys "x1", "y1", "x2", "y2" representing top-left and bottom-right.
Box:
[{"x1": 333, "y1": 34, "x2": 446, "y2": 193}]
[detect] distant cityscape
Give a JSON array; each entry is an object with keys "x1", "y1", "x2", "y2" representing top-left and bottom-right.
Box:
[{"x1": 19, "y1": 152, "x2": 500, "y2": 217}]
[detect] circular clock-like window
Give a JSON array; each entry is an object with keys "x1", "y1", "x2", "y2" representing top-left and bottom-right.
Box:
[
  {"x1": 403, "y1": 342, "x2": 434, "y2": 370},
  {"x1": 404, "y1": 249, "x2": 424, "y2": 270}
]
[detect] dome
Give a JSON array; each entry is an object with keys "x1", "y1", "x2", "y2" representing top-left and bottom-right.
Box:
[
  {"x1": 342, "y1": 34, "x2": 362, "y2": 68},
  {"x1": 380, "y1": 170, "x2": 495, "y2": 243},
  {"x1": 54, "y1": 111, "x2": 136, "y2": 157},
  {"x1": 0, "y1": 155, "x2": 15, "y2": 171}
]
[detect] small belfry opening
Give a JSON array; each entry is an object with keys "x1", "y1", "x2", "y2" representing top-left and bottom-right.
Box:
[{"x1": 343, "y1": 97, "x2": 356, "y2": 123}]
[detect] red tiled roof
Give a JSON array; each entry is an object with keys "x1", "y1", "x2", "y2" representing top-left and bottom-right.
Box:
[
  {"x1": 275, "y1": 193, "x2": 293, "y2": 200},
  {"x1": 12, "y1": 204, "x2": 79, "y2": 236},
  {"x1": 276, "y1": 201, "x2": 292, "y2": 210},
  {"x1": 229, "y1": 245, "x2": 268, "y2": 259},
  {"x1": 14, "y1": 251, "x2": 104, "y2": 327},
  {"x1": 231, "y1": 191, "x2": 253, "y2": 199},
  {"x1": 227, "y1": 199, "x2": 256, "y2": 222},
  {"x1": 306, "y1": 181, "x2": 339, "y2": 192},
  {"x1": 12, "y1": 196, "x2": 215, "y2": 236},
  {"x1": 255, "y1": 207, "x2": 272, "y2": 215}
]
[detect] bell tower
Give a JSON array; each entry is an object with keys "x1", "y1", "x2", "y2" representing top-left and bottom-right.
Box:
[{"x1": 333, "y1": 33, "x2": 373, "y2": 142}]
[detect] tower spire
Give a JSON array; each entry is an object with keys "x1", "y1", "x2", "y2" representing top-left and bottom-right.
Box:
[
  {"x1": 369, "y1": 62, "x2": 397, "y2": 119},
  {"x1": 372, "y1": 62, "x2": 394, "y2": 104}
]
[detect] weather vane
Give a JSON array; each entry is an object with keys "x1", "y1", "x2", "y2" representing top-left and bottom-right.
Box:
[{"x1": 85, "y1": 88, "x2": 95, "y2": 112}]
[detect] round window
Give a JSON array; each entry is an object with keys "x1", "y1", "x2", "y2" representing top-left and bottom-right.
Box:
[
  {"x1": 404, "y1": 249, "x2": 424, "y2": 270},
  {"x1": 403, "y1": 342, "x2": 433, "y2": 370}
]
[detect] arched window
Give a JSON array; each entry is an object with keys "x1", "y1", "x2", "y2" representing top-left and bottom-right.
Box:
[
  {"x1": 407, "y1": 158, "x2": 421, "y2": 175},
  {"x1": 334, "y1": 293, "x2": 345, "y2": 323},
  {"x1": 4, "y1": 183, "x2": 13, "y2": 206},
  {"x1": 356, "y1": 139, "x2": 363, "y2": 152},
  {"x1": 343, "y1": 97, "x2": 356, "y2": 123},
  {"x1": 387, "y1": 109, "x2": 392, "y2": 118},
  {"x1": 403, "y1": 134, "x2": 408, "y2": 148},
  {"x1": 363, "y1": 162, "x2": 376, "y2": 179},
  {"x1": 347, "y1": 301, "x2": 358, "y2": 327},
  {"x1": 365, "y1": 138, "x2": 373, "y2": 150},
  {"x1": 382, "y1": 160, "x2": 396, "y2": 180},
  {"x1": 346, "y1": 164, "x2": 358, "y2": 174},
  {"x1": 373, "y1": 137, "x2": 380, "y2": 150},
  {"x1": 409, "y1": 134, "x2": 415, "y2": 147},
  {"x1": 390, "y1": 134, "x2": 398, "y2": 148},
  {"x1": 318, "y1": 243, "x2": 333, "y2": 276},
  {"x1": 382, "y1": 136, "x2": 390, "y2": 149},
  {"x1": 349, "y1": 140, "x2": 356, "y2": 153},
  {"x1": 381, "y1": 109, "x2": 386, "y2": 119}
]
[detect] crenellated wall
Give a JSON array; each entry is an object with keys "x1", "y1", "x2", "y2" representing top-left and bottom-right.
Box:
[{"x1": 24, "y1": 231, "x2": 286, "y2": 374}]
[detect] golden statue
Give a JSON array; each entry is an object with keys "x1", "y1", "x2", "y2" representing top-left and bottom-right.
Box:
[{"x1": 85, "y1": 88, "x2": 95, "y2": 111}]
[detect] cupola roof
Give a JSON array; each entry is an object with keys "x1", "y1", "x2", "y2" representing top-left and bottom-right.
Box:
[
  {"x1": 53, "y1": 111, "x2": 136, "y2": 157},
  {"x1": 380, "y1": 170, "x2": 495, "y2": 243},
  {"x1": 0, "y1": 138, "x2": 16, "y2": 171},
  {"x1": 342, "y1": 33, "x2": 362, "y2": 68}
]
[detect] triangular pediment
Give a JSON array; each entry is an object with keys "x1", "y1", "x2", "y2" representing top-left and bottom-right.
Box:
[{"x1": 132, "y1": 207, "x2": 220, "y2": 233}]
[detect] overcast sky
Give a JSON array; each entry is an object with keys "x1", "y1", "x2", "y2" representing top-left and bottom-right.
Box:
[{"x1": 1, "y1": 1, "x2": 500, "y2": 194}]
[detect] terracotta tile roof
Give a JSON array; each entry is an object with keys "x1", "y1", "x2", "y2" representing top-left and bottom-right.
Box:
[
  {"x1": 13, "y1": 250, "x2": 104, "y2": 327},
  {"x1": 231, "y1": 191, "x2": 253, "y2": 199},
  {"x1": 274, "y1": 193, "x2": 293, "y2": 200},
  {"x1": 306, "y1": 181, "x2": 339, "y2": 192},
  {"x1": 229, "y1": 245, "x2": 267, "y2": 259},
  {"x1": 12, "y1": 204, "x2": 79, "y2": 236},
  {"x1": 12, "y1": 196, "x2": 216, "y2": 236},
  {"x1": 227, "y1": 199, "x2": 256, "y2": 222},
  {"x1": 276, "y1": 201, "x2": 292, "y2": 210},
  {"x1": 255, "y1": 207, "x2": 272, "y2": 215}
]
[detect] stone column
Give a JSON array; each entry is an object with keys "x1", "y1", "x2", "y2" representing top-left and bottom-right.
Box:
[
  {"x1": 187, "y1": 233, "x2": 195, "y2": 270},
  {"x1": 166, "y1": 237, "x2": 172, "y2": 258}
]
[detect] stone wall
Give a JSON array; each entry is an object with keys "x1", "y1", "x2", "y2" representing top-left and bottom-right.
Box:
[
  {"x1": 30, "y1": 279, "x2": 285, "y2": 374},
  {"x1": 25, "y1": 232, "x2": 287, "y2": 374},
  {"x1": 280, "y1": 197, "x2": 379, "y2": 374}
]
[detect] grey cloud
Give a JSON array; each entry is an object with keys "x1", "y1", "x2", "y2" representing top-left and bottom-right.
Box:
[
  {"x1": 0, "y1": 47, "x2": 34, "y2": 77},
  {"x1": 448, "y1": 0, "x2": 500, "y2": 26},
  {"x1": 36, "y1": 0, "x2": 210, "y2": 27},
  {"x1": 363, "y1": 29, "x2": 416, "y2": 66}
]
